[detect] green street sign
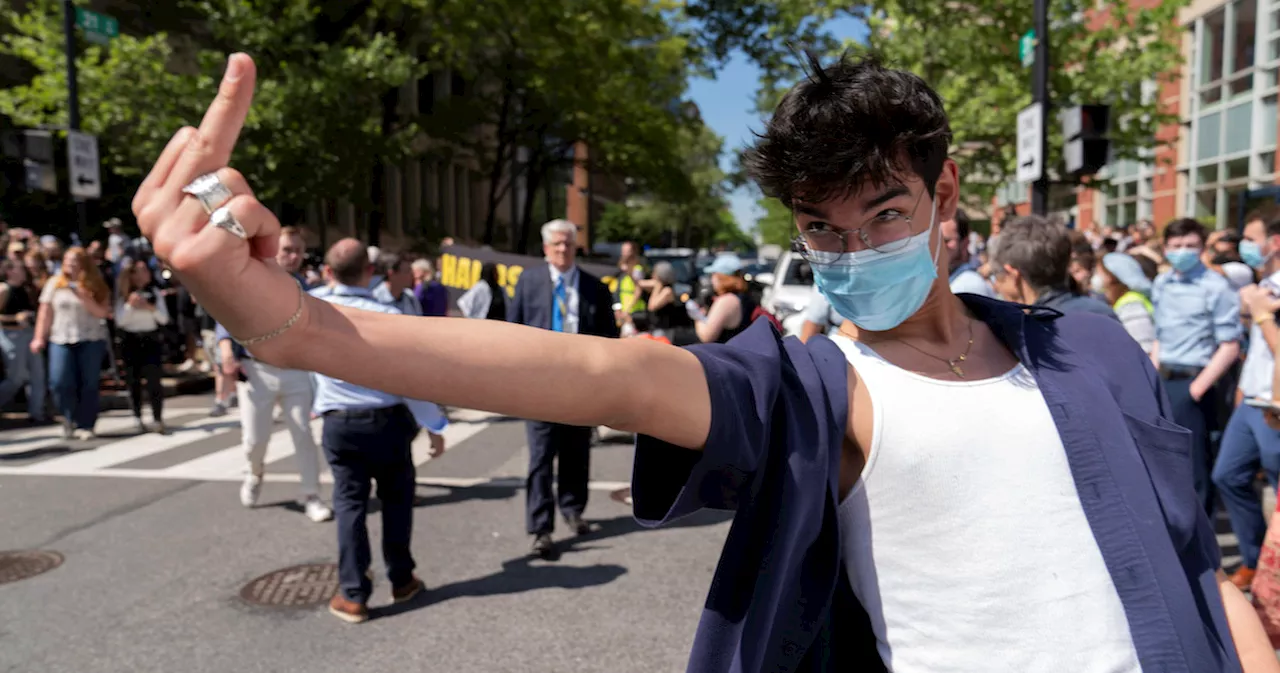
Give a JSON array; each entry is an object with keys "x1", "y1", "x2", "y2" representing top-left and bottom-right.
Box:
[
  {"x1": 74, "y1": 7, "x2": 118, "y2": 45},
  {"x1": 1019, "y1": 29, "x2": 1036, "y2": 67}
]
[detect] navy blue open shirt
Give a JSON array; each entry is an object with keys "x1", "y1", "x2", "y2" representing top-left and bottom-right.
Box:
[{"x1": 632, "y1": 294, "x2": 1242, "y2": 673}]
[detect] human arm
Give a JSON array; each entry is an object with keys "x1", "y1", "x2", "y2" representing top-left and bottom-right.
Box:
[
  {"x1": 1217, "y1": 570, "x2": 1280, "y2": 672},
  {"x1": 0, "y1": 284, "x2": 18, "y2": 328},
  {"x1": 153, "y1": 291, "x2": 171, "y2": 326},
  {"x1": 214, "y1": 322, "x2": 240, "y2": 377},
  {"x1": 647, "y1": 285, "x2": 674, "y2": 312},
  {"x1": 1191, "y1": 283, "x2": 1245, "y2": 400},
  {"x1": 30, "y1": 282, "x2": 55, "y2": 352},
  {"x1": 76, "y1": 286, "x2": 113, "y2": 319},
  {"x1": 1242, "y1": 284, "x2": 1280, "y2": 353},
  {"x1": 695, "y1": 293, "x2": 740, "y2": 343}
]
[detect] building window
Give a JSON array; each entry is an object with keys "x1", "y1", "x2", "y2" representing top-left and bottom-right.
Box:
[
  {"x1": 1187, "y1": 0, "x2": 1277, "y2": 228},
  {"x1": 1099, "y1": 159, "x2": 1151, "y2": 229}
]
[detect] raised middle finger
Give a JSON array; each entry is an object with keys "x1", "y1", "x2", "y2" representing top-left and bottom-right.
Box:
[{"x1": 158, "y1": 54, "x2": 258, "y2": 210}]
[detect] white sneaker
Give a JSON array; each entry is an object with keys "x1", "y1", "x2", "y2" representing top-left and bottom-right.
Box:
[
  {"x1": 303, "y1": 497, "x2": 333, "y2": 523},
  {"x1": 133, "y1": 418, "x2": 147, "y2": 434},
  {"x1": 177, "y1": 359, "x2": 196, "y2": 373},
  {"x1": 74, "y1": 429, "x2": 95, "y2": 441},
  {"x1": 240, "y1": 475, "x2": 262, "y2": 508}
]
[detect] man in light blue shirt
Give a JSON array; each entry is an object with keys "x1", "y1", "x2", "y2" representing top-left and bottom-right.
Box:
[
  {"x1": 317, "y1": 239, "x2": 447, "y2": 624},
  {"x1": 1152, "y1": 218, "x2": 1243, "y2": 518},
  {"x1": 371, "y1": 252, "x2": 423, "y2": 316},
  {"x1": 1213, "y1": 207, "x2": 1280, "y2": 590}
]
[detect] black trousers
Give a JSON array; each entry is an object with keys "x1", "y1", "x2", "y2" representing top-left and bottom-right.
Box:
[
  {"x1": 118, "y1": 330, "x2": 163, "y2": 422},
  {"x1": 525, "y1": 421, "x2": 591, "y2": 535},
  {"x1": 321, "y1": 405, "x2": 418, "y2": 603}
]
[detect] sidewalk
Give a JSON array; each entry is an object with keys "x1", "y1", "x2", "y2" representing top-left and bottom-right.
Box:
[{"x1": 0, "y1": 368, "x2": 213, "y2": 431}]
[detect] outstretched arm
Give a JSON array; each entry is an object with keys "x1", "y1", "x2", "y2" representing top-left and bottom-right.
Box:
[{"x1": 133, "y1": 53, "x2": 711, "y2": 450}]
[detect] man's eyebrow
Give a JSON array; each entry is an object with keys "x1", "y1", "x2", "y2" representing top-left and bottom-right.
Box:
[
  {"x1": 863, "y1": 184, "x2": 910, "y2": 212},
  {"x1": 794, "y1": 203, "x2": 828, "y2": 219}
]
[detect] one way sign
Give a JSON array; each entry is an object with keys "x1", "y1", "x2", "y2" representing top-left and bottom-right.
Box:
[
  {"x1": 1016, "y1": 103, "x2": 1043, "y2": 184},
  {"x1": 67, "y1": 130, "x2": 101, "y2": 199}
]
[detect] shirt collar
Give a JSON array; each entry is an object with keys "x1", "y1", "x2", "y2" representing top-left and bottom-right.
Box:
[
  {"x1": 549, "y1": 264, "x2": 578, "y2": 284},
  {"x1": 331, "y1": 283, "x2": 375, "y2": 298},
  {"x1": 1172, "y1": 262, "x2": 1206, "y2": 281}
]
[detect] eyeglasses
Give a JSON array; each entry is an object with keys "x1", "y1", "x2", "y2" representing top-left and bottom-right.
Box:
[{"x1": 790, "y1": 191, "x2": 925, "y2": 265}]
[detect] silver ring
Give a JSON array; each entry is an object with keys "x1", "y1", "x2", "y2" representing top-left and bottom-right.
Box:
[
  {"x1": 181, "y1": 172, "x2": 233, "y2": 214},
  {"x1": 209, "y1": 206, "x2": 247, "y2": 240}
]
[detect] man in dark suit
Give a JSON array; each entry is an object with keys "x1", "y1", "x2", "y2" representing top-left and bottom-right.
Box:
[{"x1": 508, "y1": 219, "x2": 619, "y2": 558}]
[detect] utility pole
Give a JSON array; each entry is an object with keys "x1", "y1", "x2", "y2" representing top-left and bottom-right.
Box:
[
  {"x1": 1031, "y1": 0, "x2": 1050, "y2": 215},
  {"x1": 62, "y1": 0, "x2": 87, "y2": 238}
]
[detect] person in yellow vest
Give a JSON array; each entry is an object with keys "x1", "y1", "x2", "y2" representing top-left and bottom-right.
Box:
[
  {"x1": 1094, "y1": 252, "x2": 1156, "y2": 354},
  {"x1": 615, "y1": 240, "x2": 648, "y2": 315}
]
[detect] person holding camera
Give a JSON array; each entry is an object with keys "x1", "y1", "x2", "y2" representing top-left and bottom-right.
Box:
[{"x1": 115, "y1": 257, "x2": 170, "y2": 434}]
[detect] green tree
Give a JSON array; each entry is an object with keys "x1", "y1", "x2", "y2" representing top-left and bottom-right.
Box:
[
  {"x1": 0, "y1": 0, "x2": 421, "y2": 220},
  {"x1": 593, "y1": 118, "x2": 744, "y2": 249},
  {"x1": 753, "y1": 196, "x2": 793, "y2": 247},
  {"x1": 733, "y1": 0, "x2": 1185, "y2": 203}
]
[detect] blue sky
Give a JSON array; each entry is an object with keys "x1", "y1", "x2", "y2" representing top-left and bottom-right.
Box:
[{"x1": 685, "y1": 16, "x2": 869, "y2": 237}]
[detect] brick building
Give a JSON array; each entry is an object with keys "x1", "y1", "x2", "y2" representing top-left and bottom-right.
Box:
[{"x1": 994, "y1": 0, "x2": 1280, "y2": 234}]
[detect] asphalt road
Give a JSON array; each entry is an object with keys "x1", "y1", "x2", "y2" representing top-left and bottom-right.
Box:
[{"x1": 0, "y1": 395, "x2": 730, "y2": 673}]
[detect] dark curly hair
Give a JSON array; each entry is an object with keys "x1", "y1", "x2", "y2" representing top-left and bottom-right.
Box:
[{"x1": 743, "y1": 52, "x2": 952, "y2": 207}]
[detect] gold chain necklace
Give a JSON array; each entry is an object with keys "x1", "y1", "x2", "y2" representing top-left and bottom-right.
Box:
[{"x1": 890, "y1": 319, "x2": 975, "y2": 378}]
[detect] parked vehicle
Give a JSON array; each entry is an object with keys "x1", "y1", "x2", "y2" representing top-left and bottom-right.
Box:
[{"x1": 760, "y1": 251, "x2": 815, "y2": 337}]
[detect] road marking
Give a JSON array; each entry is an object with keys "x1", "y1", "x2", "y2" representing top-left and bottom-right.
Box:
[
  {"x1": 0, "y1": 414, "x2": 154, "y2": 454},
  {"x1": 163, "y1": 418, "x2": 323, "y2": 479},
  {"x1": 20, "y1": 416, "x2": 240, "y2": 473}
]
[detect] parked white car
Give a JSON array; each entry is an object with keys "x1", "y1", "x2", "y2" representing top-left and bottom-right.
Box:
[{"x1": 759, "y1": 252, "x2": 815, "y2": 337}]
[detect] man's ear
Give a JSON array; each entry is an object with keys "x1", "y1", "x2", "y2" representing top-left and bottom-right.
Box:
[{"x1": 934, "y1": 159, "x2": 960, "y2": 223}]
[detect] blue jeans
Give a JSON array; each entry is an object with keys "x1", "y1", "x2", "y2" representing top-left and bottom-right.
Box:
[
  {"x1": 1212, "y1": 404, "x2": 1280, "y2": 569},
  {"x1": 48, "y1": 340, "x2": 106, "y2": 431},
  {"x1": 0, "y1": 328, "x2": 47, "y2": 420},
  {"x1": 321, "y1": 405, "x2": 418, "y2": 603}
]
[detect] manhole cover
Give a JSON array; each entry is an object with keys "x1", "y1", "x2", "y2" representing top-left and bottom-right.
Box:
[
  {"x1": 240, "y1": 563, "x2": 339, "y2": 607},
  {"x1": 610, "y1": 487, "x2": 633, "y2": 506},
  {"x1": 0, "y1": 550, "x2": 64, "y2": 585}
]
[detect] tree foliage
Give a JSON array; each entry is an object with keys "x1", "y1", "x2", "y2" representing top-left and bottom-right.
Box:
[
  {"x1": 0, "y1": 0, "x2": 422, "y2": 217},
  {"x1": 595, "y1": 118, "x2": 747, "y2": 249},
  {"x1": 732, "y1": 0, "x2": 1186, "y2": 203}
]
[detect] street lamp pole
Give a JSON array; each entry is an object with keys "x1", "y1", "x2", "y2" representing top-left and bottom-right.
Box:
[{"x1": 62, "y1": 0, "x2": 87, "y2": 240}]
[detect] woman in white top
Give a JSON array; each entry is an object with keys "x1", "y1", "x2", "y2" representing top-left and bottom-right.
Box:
[
  {"x1": 30, "y1": 247, "x2": 112, "y2": 439},
  {"x1": 115, "y1": 257, "x2": 171, "y2": 433},
  {"x1": 456, "y1": 262, "x2": 506, "y2": 320}
]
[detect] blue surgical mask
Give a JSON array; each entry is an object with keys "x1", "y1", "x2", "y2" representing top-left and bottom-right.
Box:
[
  {"x1": 1165, "y1": 248, "x2": 1202, "y2": 274},
  {"x1": 810, "y1": 202, "x2": 940, "y2": 332},
  {"x1": 1241, "y1": 239, "x2": 1267, "y2": 269}
]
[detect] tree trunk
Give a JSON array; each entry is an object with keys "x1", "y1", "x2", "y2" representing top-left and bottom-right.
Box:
[
  {"x1": 368, "y1": 87, "x2": 398, "y2": 247},
  {"x1": 482, "y1": 80, "x2": 516, "y2": 246}
]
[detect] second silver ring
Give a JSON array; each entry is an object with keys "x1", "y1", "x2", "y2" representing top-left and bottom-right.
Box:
[{"x1": 181, "y1": 172, "x2": 234, "y2": 215}]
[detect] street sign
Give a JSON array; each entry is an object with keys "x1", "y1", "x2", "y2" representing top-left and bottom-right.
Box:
[
  {"x1": 1019, "y1": 30, "x2": 1036, "y2": 67},
  {"x1": 74, "y1": 7, "x2": 118, "y2": 45},
  {"x1": 1016, "y1": 103, "x2": 1043, "y2": 183},
  {"x1": 66, "y1": 130, "x2": 101, "y2": 199}
]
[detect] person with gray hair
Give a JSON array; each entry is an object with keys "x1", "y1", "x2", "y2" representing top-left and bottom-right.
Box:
[
  {"x1": 411, "y1": 256, "x2": 448, "y2": 316},
  {"x1": 507, "y1": 218, "x2": 619, "y2": 558},
  {"x1": 988, "y1": 215, "x2": 1118, "y2": 321}
]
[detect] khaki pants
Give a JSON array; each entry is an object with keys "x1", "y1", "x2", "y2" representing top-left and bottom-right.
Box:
[{"x1": 238, "y1": 360, "x2": 321, "y2": 497}]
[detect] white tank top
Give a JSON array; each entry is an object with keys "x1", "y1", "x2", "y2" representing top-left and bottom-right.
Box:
[{"x1": 831, "y1": 335, "x2": 1142, "y2": 673}]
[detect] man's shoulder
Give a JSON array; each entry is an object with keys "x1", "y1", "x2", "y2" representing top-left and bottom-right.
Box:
[{"x1": 320, "y1": 292, "x2": 401, "y2": 315}]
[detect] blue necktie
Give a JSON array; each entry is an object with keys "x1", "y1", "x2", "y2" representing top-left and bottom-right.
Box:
[{"x1": 552, "y1": 276, "x2": 566, "y2": 332}]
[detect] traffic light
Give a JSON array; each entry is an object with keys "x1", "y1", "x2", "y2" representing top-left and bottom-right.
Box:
[{"x1": 1061, "y1": 105, "x2": 1110, "y2": 177}]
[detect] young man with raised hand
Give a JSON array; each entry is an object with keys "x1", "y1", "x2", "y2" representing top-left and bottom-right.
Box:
[{"x1": 134, "y1": 52, "x2": 1278, "y2": 672}]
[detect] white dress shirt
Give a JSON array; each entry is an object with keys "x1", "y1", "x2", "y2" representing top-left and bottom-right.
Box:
[{"x1": 549, "y1": 264, "x2": 580, "y2": 335}]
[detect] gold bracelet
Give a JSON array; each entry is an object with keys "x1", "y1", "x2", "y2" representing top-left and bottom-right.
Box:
[
  {"x1": 1255, "y1": 312, "x2": 1276, "y2": 326},
  {"x1": 236, "y1": 282, "x2": 305, "y2": 347}
]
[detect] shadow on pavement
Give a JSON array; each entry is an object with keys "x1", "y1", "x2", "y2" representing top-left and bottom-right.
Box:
[
  {"x1": 371, "y1": 555, "x2": 628, "y2": 620},
  {"x1": 368, "y1": 508, "x2": 731, "y2": 620}
]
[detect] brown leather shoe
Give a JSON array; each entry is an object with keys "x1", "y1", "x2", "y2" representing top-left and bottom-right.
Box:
[
  {"x1": 1230, "y1": 566, "x2": 1257, "y2": 591},
  {"x1": 328, "y1": 594, "x2": 368, "y2": 623},
  {"x1": 392, "y1": 576, "x2": 424, "y2": 604}
]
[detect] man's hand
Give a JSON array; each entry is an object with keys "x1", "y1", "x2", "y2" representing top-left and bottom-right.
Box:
[
  {"x1": 428, "y1": 431, "x2": 446, "y2": 459},
  {"x1": 132, "y1": 53, "x2": 300, "y2": 362},
  {"x1": 15, "y1": 310, "x2": 32, "y2": 326},
  {"x1": 29, "y1": 337, "x2": 44, "y2": 354},
  {"x1": 221, "y1": 356, "x2": 240, "y2": 379},
  {"x1": 1242, "y1": 284, "x2": 1280, "y2": 319},
  {"x1": 1189, "y1": 378, "x2": 1210, "y2": 403}
]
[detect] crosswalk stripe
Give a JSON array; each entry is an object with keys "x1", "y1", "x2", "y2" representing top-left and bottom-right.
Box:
[
  {"x1": 162, "y1": 418, "x2": 323, "y2": 479},
  {"x1": 20, "y1": 416, "x2": 240, "y2": 474},
  {"x1": 0, "y1": 414, "x2": 153, "y2": 454}
]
